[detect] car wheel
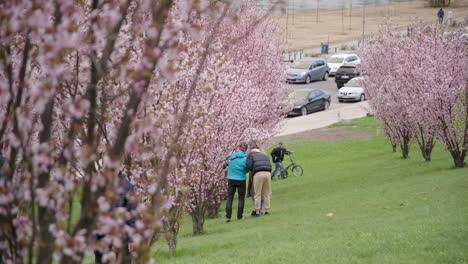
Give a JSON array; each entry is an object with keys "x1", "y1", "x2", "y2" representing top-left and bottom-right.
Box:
[
  {"x1": 323, "y1": 100, "x2": 330, "y2": 110},
  {"x1": 359, "y1": 94, "x2": 365, "y2": 102},
  {"x1": 305, "y1": 75, "x2": 311, "y2": 84},
  {"x1": 322, "y1": 72, "x2": 329, "y2": 81},
  {"x1": 301, "y1": 107, "x2": 307, "y2": 116}
]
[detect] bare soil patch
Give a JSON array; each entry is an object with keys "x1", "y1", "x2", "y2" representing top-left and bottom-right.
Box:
[{"x1": 276, "y1": 1, "x2": 468, "y2": 50}]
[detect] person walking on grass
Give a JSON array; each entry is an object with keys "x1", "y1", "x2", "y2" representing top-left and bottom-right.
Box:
[
  {"x1": 270, "y1": 142, "x2": 292, "y2": 179},
  {"x1": 438, "y1": 8, "x2": 444, "y2": 24},
  {"x1": 247, "y1": 141, "x2": 272, "y2": 217},
  {"x1": 225, "y1": 142, "x2": 248, "y2": 222}
]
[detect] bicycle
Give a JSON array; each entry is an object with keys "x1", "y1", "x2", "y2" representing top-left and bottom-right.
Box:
[{"x1": 275, "y1": 154, "x2": 303, "y2": 180}]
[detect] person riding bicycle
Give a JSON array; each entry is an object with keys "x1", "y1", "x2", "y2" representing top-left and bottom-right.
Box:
[{"x1": 270, "y1": 142, "x2": 292, "y2": 179}]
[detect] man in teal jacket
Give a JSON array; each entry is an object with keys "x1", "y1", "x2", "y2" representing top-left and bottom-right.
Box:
[{"x1": 225, "y1": 142, "x2": 248, "y2": 222}]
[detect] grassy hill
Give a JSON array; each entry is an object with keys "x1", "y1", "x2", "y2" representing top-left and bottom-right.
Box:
[{"x1": 154, "y1": 117, "x2": 468, "y2": 264}]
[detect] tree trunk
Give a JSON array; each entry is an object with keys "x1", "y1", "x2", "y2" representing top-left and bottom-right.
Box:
[
  {"x1": 428, "y1": 0, "x2": 451, "y2": 7},
  {"x1": 392, "y1": 143, "x2": 397, "y2": 153},
  {"x1": 191, "y1": 213, "x2": 205, "y2": 236},
  {"x1": 450, "y1": 150, "x2": 466, "y2": 168},
  {"x1": 37, "y1": 207, "x2": 55, "y2": 264},
  {"x1": 400, "y1": 135, "x2": 410, "y2": 159},
  {"x1": 418, "y1": 138, "x2": 435, "y2": 162},
  {"x1": 120, "y1": 242, "x2": 132, "y2": 264},
  {"x1": 166, "y1": 228, "x2": 177, "y2": 256},
  {"x1": 420, "y1": 146, "x2": 433, "y2": 161},
  {"x1": 206, "y1": 203, "x2": 220, "y2": 219},
  {"x1": 416, "y1": 127, "x2": 436, "y2": 162}
]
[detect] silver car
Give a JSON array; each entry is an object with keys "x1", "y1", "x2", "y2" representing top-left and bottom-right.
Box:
[
  {"x1": 337, "y1": 77, "x2": 365, "y2": 102},
  {"x1": 286, "y1": 58, "x2": 329, "y2": 84}
]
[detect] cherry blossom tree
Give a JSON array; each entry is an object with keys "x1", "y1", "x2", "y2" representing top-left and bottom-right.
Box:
[
  {"x1": 153, "y1": 0, "x2": 288, "y2": 249},
  {"x1": 409, "y1": 25, "x2": 467, "y2": 167},
  {"x1": 361, "y1": 28, "x2": 414, "y2": 159},
  {"x1": 362, "y1": 23, "x2": 467, "y2": 166},
  {"x1": 0, "y1": 0, "x2": 289, "y2": 263},
  {"x1": 166, "y1": 3, "x2": 289, "y2": 236}
]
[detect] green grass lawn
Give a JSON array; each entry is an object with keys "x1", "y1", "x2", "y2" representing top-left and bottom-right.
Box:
[{"x1": 154, "y1": 117, "x2": 468, "y2": 264}]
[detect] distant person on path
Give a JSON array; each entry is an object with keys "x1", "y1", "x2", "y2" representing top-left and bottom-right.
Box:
[
  {"x1": 270, "y1": 142, "x2": 292, "y2": 179},
  {"x1": 438, "y1": 8, "x2": 444, "y2": 24},
  {"x1": 224, "y1": 142, "x2": 248, "y2": 222},
  {"x1": 247, "y1": 141, "x2": 272, "y2": 216},
  {"x1": 447, "y1": 10, "x2": 453, "y2": 26}
]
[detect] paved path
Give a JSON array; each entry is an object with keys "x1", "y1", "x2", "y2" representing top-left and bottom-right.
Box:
[
  {"x1": 275, "y1": 79, "x2": 370, "y2": 137},
  {"x1": 276, "y1": 101, "x2": 369, "y2": 136}
]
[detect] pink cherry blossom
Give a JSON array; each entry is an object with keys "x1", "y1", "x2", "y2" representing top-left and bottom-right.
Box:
[
  {"x1": 362, "y1": 23, "x2": 467, "y2": 166},
  {"x1": 0, "y1": 0, "x2": 288, "y2": 262}
]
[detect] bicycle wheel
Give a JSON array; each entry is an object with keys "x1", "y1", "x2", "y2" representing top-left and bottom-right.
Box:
[
  {"x1": 291, "y1": 165, "x2": 303, "y2": 177},
  {"x1": 280, "y1": 169, "x2": 288, "y2": 179}
]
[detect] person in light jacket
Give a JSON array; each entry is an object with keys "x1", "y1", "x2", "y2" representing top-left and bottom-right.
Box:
[{"x1": 224, "y1": 142, "x2": 249, "y2": 222}]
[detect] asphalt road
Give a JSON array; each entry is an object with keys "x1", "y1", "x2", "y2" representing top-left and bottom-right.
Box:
[{"x1": 277, "y1": 78, "x2": 370, "y2": 136}]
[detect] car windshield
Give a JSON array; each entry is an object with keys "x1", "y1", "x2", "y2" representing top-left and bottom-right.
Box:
[
  {"x1": 307, "y1": 91, "x2": 320, "y2": 98},
  {"x1": 291, "y1": 61, "x2": 311, "y2": 69},
  {"x1": 337, "y1": 66, "x2": 355, "y2": 74},
  {"x1": 345, "y1": 78, "x2": 362, "y2": 87},
  {"x1": 328, "y1": 57, "x2": 344, "y2": 63}
]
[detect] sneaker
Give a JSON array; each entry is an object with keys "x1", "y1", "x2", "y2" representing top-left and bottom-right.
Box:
[
  {"x1": 226, "y1": 219, "x2": 231, "y2": 223},
  {"x1": 237, "y1": 217, "x2": 243, "y2": 220},
  {"x1": 264, "y1": 212, "x2": 270, "y2": 215},
  {"x1": 250, "y1": 211, "x2": 256, "y2": 216}
]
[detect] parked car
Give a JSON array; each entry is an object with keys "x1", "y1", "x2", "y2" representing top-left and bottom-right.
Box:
[
  {"x1": 337, "y1": 77, "x2": 366, "y2": 102},
  {"x1": 335, "y1": 63, "x2": 361, "y2": 89},
  {"x1": 462, "y1": 26, "x2": 468, "y2": 39},
  {"x1": 327, "y1": 54, "x2": 360, "y2": 76},
  {"x1": 285, "y1": 58, "x2": 329, "y2": 84},
  {"x1": 288, "y1": 89, "x2": 331, "y2": 117}
]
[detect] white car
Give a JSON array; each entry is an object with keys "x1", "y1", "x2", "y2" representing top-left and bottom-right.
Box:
[
  {"x1": 462, "y1": 26, "x2": 468, "y2": 39},
  {"x1": 327, "y1": 54, "x2": 360, "y2": 76},
  {"x1": 337, "y1": 77, "x2": 365, "y2": 102}
]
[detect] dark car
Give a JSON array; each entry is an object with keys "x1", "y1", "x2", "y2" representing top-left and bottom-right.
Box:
[
  {"x1": 335, "y1": 63, "x2": 361, "y2": 89},
  {"x1": 288, "y1": 89, "x2": 331, "y2": 117},
  {"x1": 285, "y1": 58, "x2": 329, "y2": 84}
]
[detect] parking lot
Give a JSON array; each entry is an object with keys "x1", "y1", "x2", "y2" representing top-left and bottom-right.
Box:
[
  {"x1": 289, "y1": 78, "x2": 339, "y2": 103},
  {"x1": 277, "y1": 78, "x2": 370, "y2": 136}
]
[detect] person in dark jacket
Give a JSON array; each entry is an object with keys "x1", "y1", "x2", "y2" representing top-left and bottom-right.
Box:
[
  {"x1": 224, "y1": 142, "x2": 248, "y2": 222},
  {"x1": 438, "y1": 8, "x2": 444, "y2": 24},
  {"x1": 0, "y1": 153, "x2": 6, "y2": 176},
  {"x1": 247, "y1": 141, "x2": 272, "y2": 216},
  {"x1": 94, "y1": 171, "x2": 136, "y2": 263},
  {"x1": 270, "y1": 142, "x2": 292, "y2": 179}
]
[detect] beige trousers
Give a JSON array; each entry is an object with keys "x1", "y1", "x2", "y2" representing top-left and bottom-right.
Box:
[{"x1": 253, "y1": 171, "x2": 271, "y2": 212}]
